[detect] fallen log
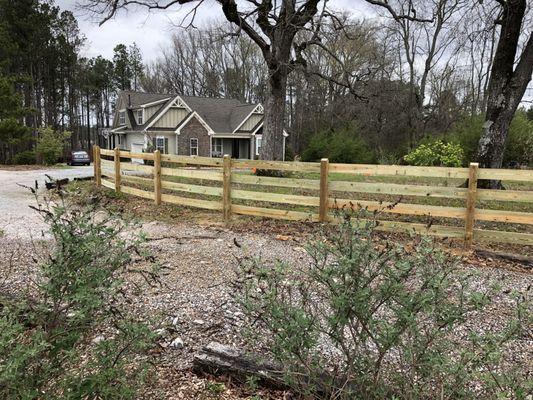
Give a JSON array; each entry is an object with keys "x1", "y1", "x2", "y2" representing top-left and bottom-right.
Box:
[
  {"x1": 193, "y1": 342, "x2": 360, "y2": 396},
  {"x1": 475, "y1": 249, "x2": 533, "y2": 268},
  {"x1": 193, "y1": 342, "x2": 287, "y2": 391}
]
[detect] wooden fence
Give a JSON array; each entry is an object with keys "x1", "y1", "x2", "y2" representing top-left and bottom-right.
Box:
[{"x1": 93, "y1": 146, "x2": 533, "y2": 247}]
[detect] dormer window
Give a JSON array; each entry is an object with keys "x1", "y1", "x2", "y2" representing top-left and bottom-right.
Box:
[
  {"x1": 137, "y1": 109, "x2": 143, "y2": 125},
  {"x1": 118, "y1": 111, "x2": 125, "y2": 125}
]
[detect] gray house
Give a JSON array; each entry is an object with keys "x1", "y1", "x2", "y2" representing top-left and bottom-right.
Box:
[{"x1": 108, "y1": 91, "x2": 287, "y2": 160}]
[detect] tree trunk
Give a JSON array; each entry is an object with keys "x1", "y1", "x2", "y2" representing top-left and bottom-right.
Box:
[
  {"x1": 475, "y1": 0, "x2": 533, "y2": 186},
  {"x1": 261, "y1": 69, "x2": 287, "y2": 161}
]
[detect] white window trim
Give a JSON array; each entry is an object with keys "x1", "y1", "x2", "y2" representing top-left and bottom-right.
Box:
[
  {"x1": 255, "y1": 135, "x2": 262, "y2": 156},
  {"x1": 155, "y1": 136, "x2": 166, "y2": 154},
  {"x1": 190, "y1": 138, "x2": 199, "y2": 156},
  {"x1": 118, "y1": 110, "x2": 126, "y2": 125},
  {"x1": 137, "y1": 109, "x2": 144, "y2": 125}
]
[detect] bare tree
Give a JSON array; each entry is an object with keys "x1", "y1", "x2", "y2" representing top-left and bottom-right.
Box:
[
  {"x1": 81, "y1": 0, "x2": 436, "y2": 160},
  {"x1": 475, "y1": 0, "x2": 533, "y2": 179}
]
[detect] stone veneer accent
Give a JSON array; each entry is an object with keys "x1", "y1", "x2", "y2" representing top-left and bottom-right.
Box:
[{"x1": 178, "y1": 116, "x2": 211, "y2": 157}]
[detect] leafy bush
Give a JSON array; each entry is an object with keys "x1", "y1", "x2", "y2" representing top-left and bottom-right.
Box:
[
  {"x1": 0, "y1": 189, "x2": 158, "y2": 399},
  {"x1": 36, "y1": 126, "x2": 70, "y2": 165},
  {"x1": 302, "y1": 128, "x2": 376, "y2": 163},
  {"x1": 448, "y1": 112, "x2": 533, "y2": 166},
  {"x1": 404, "y1": 139, "x2": 463, "y2": 167},
  {"x1": 12, "y1": 150, "x2": 36, "y2": 165},
  {"x1": 237, "y1": 215, "x2": 530, "y2": 399}
]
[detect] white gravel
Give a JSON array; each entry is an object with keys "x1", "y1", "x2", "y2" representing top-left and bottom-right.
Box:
[{"x1": 0, "y1": 166, "x2": 93, "y2": 238}]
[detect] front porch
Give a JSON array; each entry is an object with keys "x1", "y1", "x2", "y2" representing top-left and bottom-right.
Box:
[{"x1": 211, "y1": 137, "x2": 255, "y2": 160}]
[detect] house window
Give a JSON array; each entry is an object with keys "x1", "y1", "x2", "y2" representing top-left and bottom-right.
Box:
[
  {"x1": 211, "y1": 138, "x2": 223, "y2": 157},
  {"x1": 155, "y1": 136, "x2": 168, "y2": 154},
  {"x1": 137, "y1": 109, "x2": 143, "y2": 125},
  {"x1": 190, "y1": 138, "x2": 198, "y2": 156},
  {"x1": 117, "y1": 135, "x2": 123, "y2": 145},
  {"x1": 255, "y1": 136, "x2": 262, "y2": 156},
  {"x1": 118, "y1": 111, "x2": 125, "y2": 125}
]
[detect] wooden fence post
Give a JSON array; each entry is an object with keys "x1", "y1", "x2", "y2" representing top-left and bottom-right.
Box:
[
  {"x1": 223, "y1": 154, "x2": 232, "y2": 222},
  {"x1": 154, "y1": 150, "x2": 161, "y2": 205},
  {"x1": 93, "y1": 145, "x2": 101, "y2": 186},
  {"x1": 114, "y1": 147, "x2": 121, "y2": 193},
  {"x1": 319, "y1": 158, "x2": 330, "y2": 222},
  {"x1": 465, "y1": 162, "x2": 479, "y2": 247}
]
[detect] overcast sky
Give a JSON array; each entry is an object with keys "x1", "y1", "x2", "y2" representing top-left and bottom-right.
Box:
[{"x1": 57, "y1": 0, "x2": 375, "y2": 62}]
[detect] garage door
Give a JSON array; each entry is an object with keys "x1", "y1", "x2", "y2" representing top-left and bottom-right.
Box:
[{"x1": 131, "y1": 143, "x2": 144, "y2": 164}]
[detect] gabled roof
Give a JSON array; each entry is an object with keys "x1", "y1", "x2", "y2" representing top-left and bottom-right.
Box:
[
  {"x1": 120, "y1": 91, "x2": 172, "y2": 108},
  {"x1": 113, "y1": 90, "x2": 262, "y2": 133}
]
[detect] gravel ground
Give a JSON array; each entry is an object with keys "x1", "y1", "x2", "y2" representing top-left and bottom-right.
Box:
[
  {"x1": 0, "y1": 176, "x2": 531, "y2": 398},
  {"x1": 0, "y1": 165, "x2": 93, "y2": 238}
]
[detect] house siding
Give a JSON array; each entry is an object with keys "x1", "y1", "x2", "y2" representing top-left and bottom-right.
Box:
[
  {"x1": 144, "y1": 105, "x2": 161, "y2": 121},
  {"x1": 239, "y1": 113, "x2": 262, "y2": 131},
  {"x1": 178, "y1": 117, "x2": 210, "y2": 157},
  {"x1": 154, "y1": 108, "x2": 188, "y2": 128}
]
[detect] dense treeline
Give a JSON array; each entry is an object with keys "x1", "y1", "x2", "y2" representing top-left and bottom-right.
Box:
[
  {"x1": 0, "y1": 0, "x2": 144, "y2": 164},
  {"x1": 142, "y1": 15, "x2": 532, "y2": 166},
  {"x1": 1, "y1": 0, "x2": 531, "y2": 166}
]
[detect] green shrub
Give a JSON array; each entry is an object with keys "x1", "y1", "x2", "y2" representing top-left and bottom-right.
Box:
[
  {"x1": 35, "y1": 126, "x2": 70, "y2": 165},
  {"x1": 302, "y1": 128, "x2": 376, "y2": 164},
  {"x1": 404, "y1": 139, "x2": 463, "y2": 167},
  {"x1": 12, "y1": 150, "x2": 36, "y2": 165},
  {"x1": 0, "y1": 189, "x2": 158, "y2": 399},
  {"x1": 237, "y1": 214, "x2": 530, "y2": 399},
  {"x1": 448, "y1": 112, "x2": 533, "y2": 166}
]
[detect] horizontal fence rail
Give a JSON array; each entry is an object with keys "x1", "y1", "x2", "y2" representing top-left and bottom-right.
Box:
[{"x1": 93, "y1": 146, "x2": 533, "y2": 247}]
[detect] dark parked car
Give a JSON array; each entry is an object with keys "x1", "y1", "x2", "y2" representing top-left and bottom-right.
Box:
[{"x1": 67, "y1": 150, "x2": 91, "y2": 166}]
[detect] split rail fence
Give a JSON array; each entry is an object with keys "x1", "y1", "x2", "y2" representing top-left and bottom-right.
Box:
[{"x1": 93, "y1": 146, "x2": 533, "y2": 247}]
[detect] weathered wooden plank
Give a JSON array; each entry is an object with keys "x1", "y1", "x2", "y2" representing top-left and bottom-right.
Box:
[
  {"x1": 223, "y1": 155, "x2": 232, "y2": 222},
  {"x1": 329, "y1": 180, "x2": 468, "y2": 199},
  {"x1": 121, "y1": 185, "x2": 154, "y2": 200},
  {"x1": 114, "y1": 147, "x2": 121, "y2": 193},
  {"x1": 328, "y1": 215, "x2": 465, "y2": 238},
  {"x1": 232, "y1": 204, "x2": 320, "y2": 221},
  {"x1": 465, "y1": 163, "x2": 479, "y2": 247},
  {"x1": 100, "y1": 159, "x2": 114, "y2": 169},
  {"x1": 119, "y1": 150, "x2": 154, "y2": 160},
  {"x1": 319, "y1": 159, "x2": 329, "y2": 222},
  {"x1": 101, "y1": 179, "x2": 115, "y2": 190},
  {"x1": 232, "y1": 159, "x2": 321, "y2": 173},
  {"x1": 474, "y1": 229, "x2": 533, "y2": 246},
  {"x1": 475, "y1": 209, "x2": 533, "y2": 225},
  {"x1": 100, "y1": 148, "x2": 114, "y2": 156},
  {"x1": 476, "y1": 188, "x2": 533, "y2": 203},
  {"x1": 329, "y1": 163, "x2": 470, "y2": 179},
  {"x1": 161, "y1": 154, "x2": 224, "y2": 167},
  {"x1": 161, "y1": 193, "x2": 223, "y2": 211},
  {"x1": 154, "y1": 150, "x2": 162, "y2": 205},
  {"x1": 330, "y1": 198, "x2": 466, "y2": 219},
  {"x1": 161, "y1": 180, "x2": 222, "y2": 196},
  {"x1": 93, "y1": 145, "x2": 101, "y2": 186},
  {"x1": 477, "y1": 168, "x2": 533, "y2": 182},
  {"x1": 231, "y1": 189, "x2": 320, "y2": 207},
  {"x1": 161, "y1": 167, "x2": 223, "y2": 181},
  {"x1": 120, "y1": 163, "x2": 153, "y2": 173},
  {"x1": 232, "y1": 173, "x2": 320, "y2": 190},
  {"x1": 121, "y1": 175, "x2": 151, "y2": 185}
]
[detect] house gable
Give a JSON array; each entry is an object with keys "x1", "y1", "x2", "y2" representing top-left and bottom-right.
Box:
[
  {"x1": 233, "y1": 104, "x2": 264, "y2": 133},
  {"x1": 145, "y1": 96, "x2": 192, "y2": 130}
]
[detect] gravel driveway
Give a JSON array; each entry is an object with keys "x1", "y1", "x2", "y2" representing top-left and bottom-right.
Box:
[{"x1": 0, "y1": 166, "x2": 93, "y2": 238}]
